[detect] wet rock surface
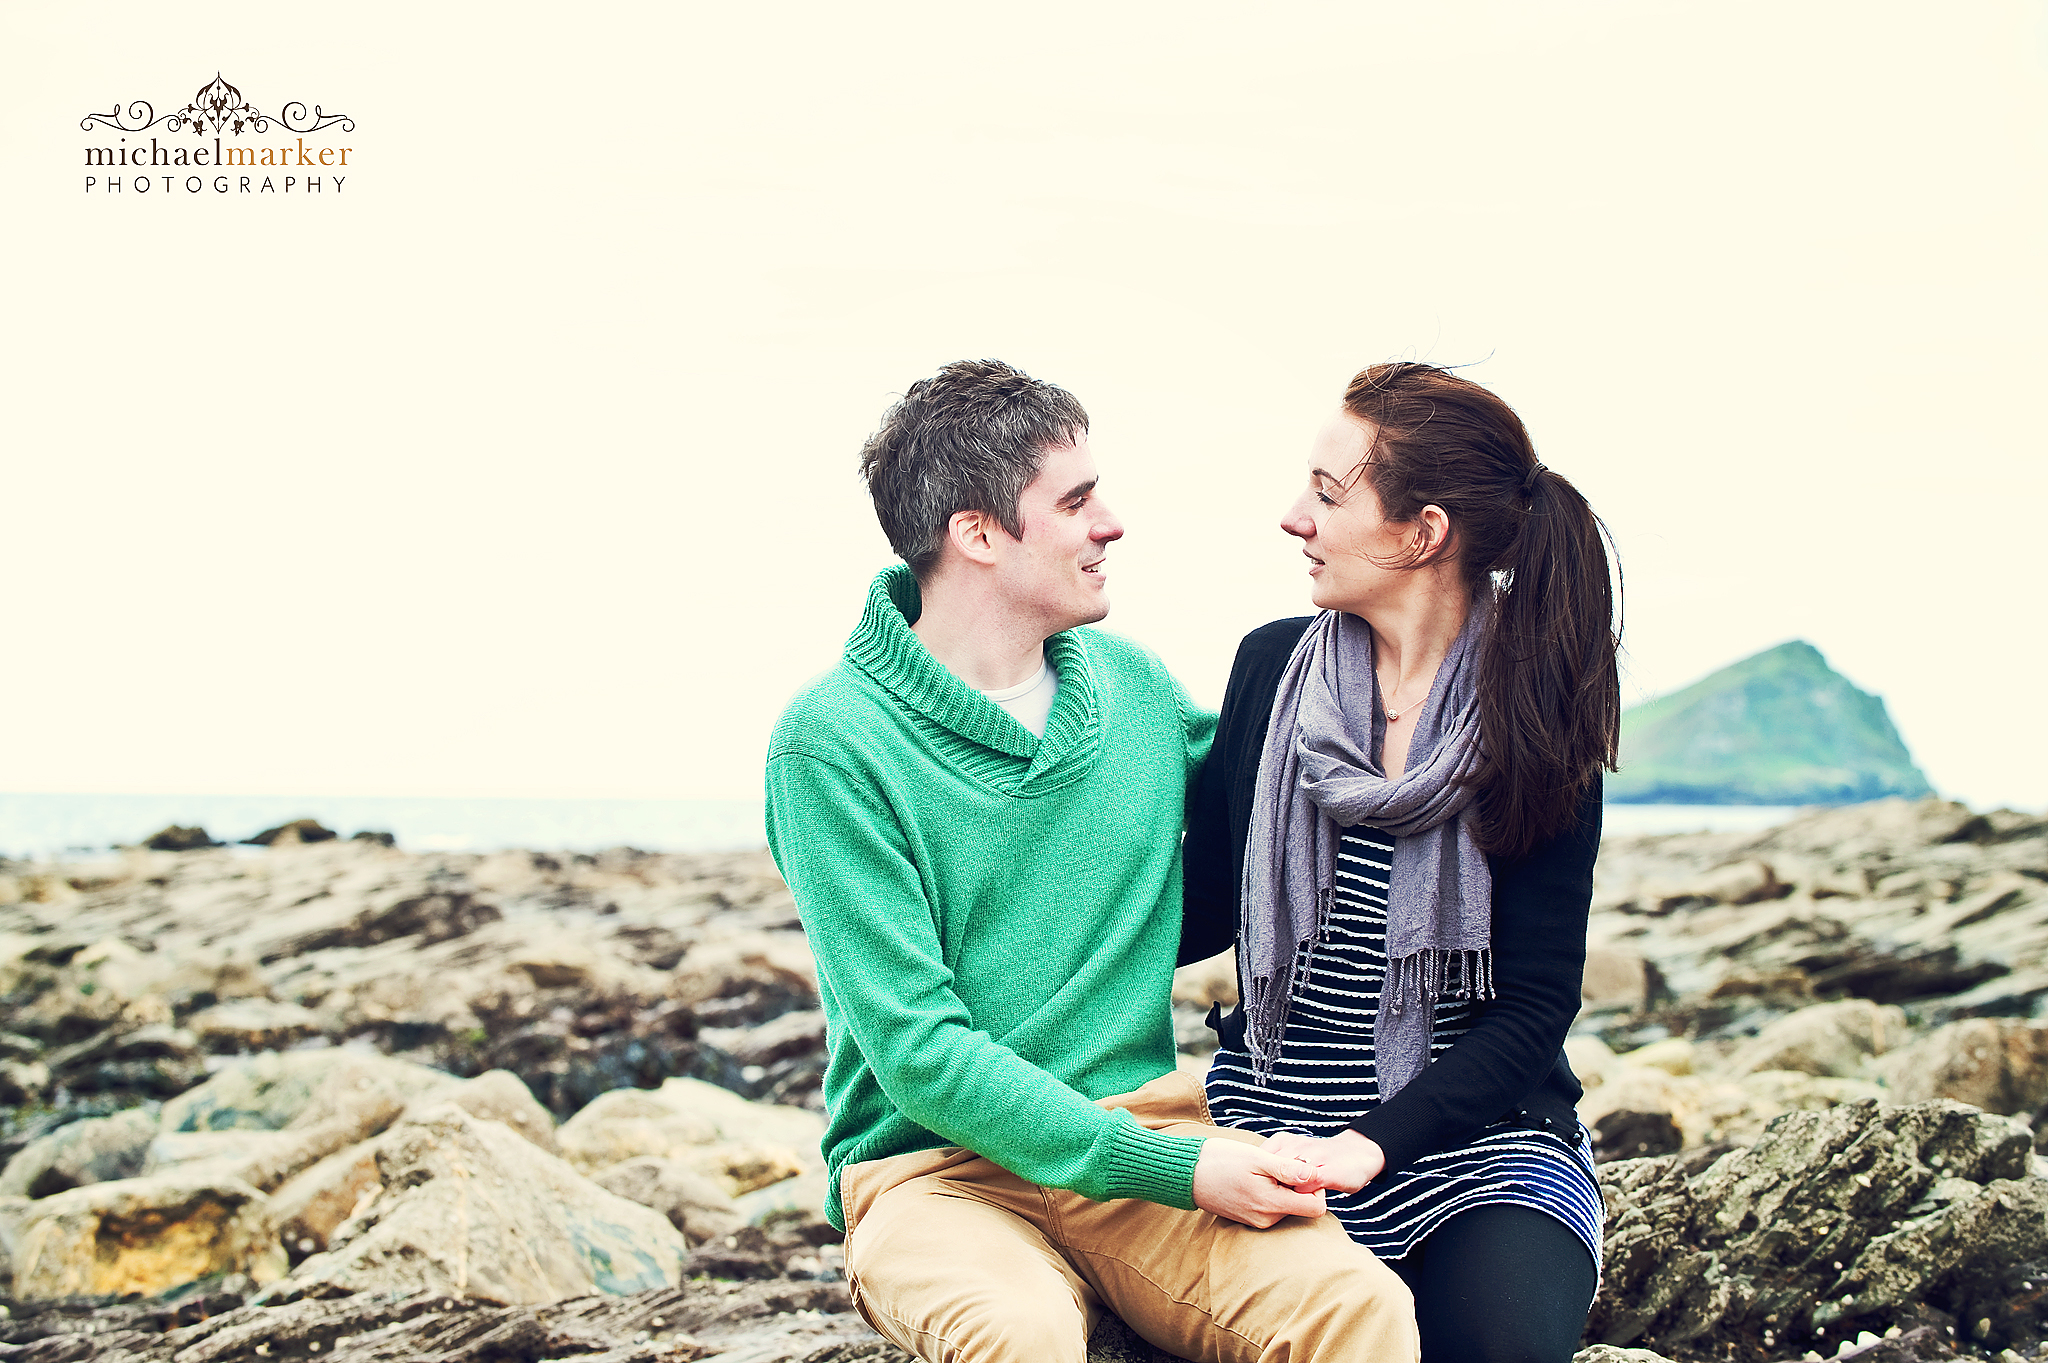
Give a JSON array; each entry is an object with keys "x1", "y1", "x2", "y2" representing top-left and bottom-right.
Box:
[
  {"x1": 1591, "y1": 1099, "x2": 2048, "y2": 1360},
  {"x1": 2, "y1": 797, "x2": 2046, "y2": 1360}
]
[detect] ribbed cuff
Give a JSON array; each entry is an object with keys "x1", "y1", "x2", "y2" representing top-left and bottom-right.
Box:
[{"x1": 1098, "y1": 1117, "x2": 1205, "y2": 1210}]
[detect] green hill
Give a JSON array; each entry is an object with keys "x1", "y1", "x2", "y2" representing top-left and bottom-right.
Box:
[{"x1": 1610, "y1": 641, "x2": 1933, "y2": 805}]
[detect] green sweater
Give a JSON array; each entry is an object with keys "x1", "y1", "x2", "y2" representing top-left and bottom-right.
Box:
[{"x1": 765, "y1": 566, "x2": 1217, "y2": 1229}]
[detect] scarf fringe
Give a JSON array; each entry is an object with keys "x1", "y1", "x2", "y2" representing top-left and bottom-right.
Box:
[
  {"x1": 1385, "y1": 947, "x2": 1496, "y2": 1014},
  {"x1": 1246, "y1": 889, "x2": 1340, "y2": 1088}
]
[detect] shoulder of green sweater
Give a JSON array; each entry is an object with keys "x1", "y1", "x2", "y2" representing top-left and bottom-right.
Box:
[
  {"x1": 1068, "y1": 627, "x2": 1212, "y2": 732},
  {"x1": 1065, "y1": 625, "x2": 1166, "y2": 677},
  {"x1": 765, "y1": 662, "x2": 896, "y2": 762}
]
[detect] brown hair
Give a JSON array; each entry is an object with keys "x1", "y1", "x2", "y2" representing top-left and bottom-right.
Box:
[
  {"x1": 858, "y1": 359, "x2": 1090, "y2": 577},
  {"x1": 1342, "y1": 361, "x2": 1621, "y2": 858}
]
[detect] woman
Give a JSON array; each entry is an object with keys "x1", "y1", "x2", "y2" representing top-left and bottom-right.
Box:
[{"x1": 1181, "y1": 361, "x2": 1619, "y2": 1363}]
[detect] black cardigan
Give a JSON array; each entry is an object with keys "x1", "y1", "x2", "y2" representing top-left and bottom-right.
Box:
[{"x1": 1180, "y1": 617, "x2": 1600, "y2": 1177}]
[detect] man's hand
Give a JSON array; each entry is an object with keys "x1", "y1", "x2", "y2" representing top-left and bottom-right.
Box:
[
  {"x1": 1262, "y1": 1128, "x2": 1386, "y2": 1195},
  {"x1": 1190, "y1": 1138, "x2": 1328, "y2": 1228}
]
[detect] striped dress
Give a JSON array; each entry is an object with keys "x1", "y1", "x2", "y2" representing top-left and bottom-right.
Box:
[{"x1": 1205, "y1": 825, "x2": 1604, "y2": 1270}]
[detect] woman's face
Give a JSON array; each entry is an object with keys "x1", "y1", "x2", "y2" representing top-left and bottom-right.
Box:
[{"x1": 1280, "y1": 412, "x2": 1423, "y2": 616}]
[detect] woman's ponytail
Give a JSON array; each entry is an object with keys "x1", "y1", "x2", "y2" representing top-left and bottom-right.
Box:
[
  {"x1": 1343, "y1": 363, "x2": 1621, "y2": 858},
  {"x1": 1473, "y1": 464, "x2": 1620, "y2": 858}
]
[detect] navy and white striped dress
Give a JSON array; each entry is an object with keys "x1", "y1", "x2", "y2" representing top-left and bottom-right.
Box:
[{"x1": 1205, "y1": 826, "x2": 1604, "y2": 1271}]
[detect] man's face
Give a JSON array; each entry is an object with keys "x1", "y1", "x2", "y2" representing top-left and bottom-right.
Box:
[{"x1": 992, "y1": 436, "x2": 1125, "y2": 633}]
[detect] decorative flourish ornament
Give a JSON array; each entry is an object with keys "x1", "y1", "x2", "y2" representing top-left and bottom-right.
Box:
[{"x1": 82, "y1": 73, "x2": 353, "y2": 137}]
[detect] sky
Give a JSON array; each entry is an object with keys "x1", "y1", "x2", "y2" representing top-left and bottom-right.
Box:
[{"x1": 3, "y1": 2, "x2": 2043, "y2": 810}]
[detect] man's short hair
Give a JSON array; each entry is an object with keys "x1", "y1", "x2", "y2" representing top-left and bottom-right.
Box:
[{"x1": 858, "y1": 359, "x2": 1090, "y2": 576}]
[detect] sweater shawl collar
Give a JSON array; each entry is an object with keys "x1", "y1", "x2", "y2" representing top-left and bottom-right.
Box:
[{"x1": 846, "y1": 565, "x2": 1101, "y2": 790}]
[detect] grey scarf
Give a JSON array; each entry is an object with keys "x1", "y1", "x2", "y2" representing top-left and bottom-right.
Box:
[{"x1": 1240, "y1": 602, "x2": 1494, "y2": 1097}]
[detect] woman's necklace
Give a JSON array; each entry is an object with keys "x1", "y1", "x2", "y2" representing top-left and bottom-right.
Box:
[{"x1": 1382, "y1": 679, "x2": 1430, "y2": 723}]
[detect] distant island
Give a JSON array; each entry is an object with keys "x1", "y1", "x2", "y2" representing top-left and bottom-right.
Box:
[{"x1": 1608, "y1": 640, "x2": 1933, "y2": 805}]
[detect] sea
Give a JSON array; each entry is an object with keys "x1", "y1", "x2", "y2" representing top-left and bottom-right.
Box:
[{"x1": 0, "y1": 792, "x2": 1801, "y2": 862}]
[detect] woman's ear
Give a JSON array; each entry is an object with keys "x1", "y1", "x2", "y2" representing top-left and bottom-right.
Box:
[{"x1": 1411, "y1": 504, "x2": 1455, "y2": 567}]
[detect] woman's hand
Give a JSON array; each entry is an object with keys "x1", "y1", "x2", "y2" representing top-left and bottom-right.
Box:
[
  {"x1": 1191, "y1": 1138, "x2": 1329, "y2": 1228},
  {"x1": 1262, "y1": 1128, "x2": 1386, "y2": 1194}
]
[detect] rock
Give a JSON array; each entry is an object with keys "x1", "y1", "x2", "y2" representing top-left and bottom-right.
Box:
[
  {"x1": 1582, "y1": 946, "x2": 1659, "y2": 1011},
  {"x1": 268, "y1": 1138, "x2": 381, "y2": 1261},
  {"x1": 1573, "y1": 1348, "x2": 1680, "y2": 1363},
  {"x1": 16, "y1": 873, "x2": 78, "y2": 905},
  {"x1": 148, "y1": 1280, "x2": 884, "y2": 1363},
  {"x1": 553, "y1": 1088, "x2": 711, "y2": 1177},
  {"x1": 0, "y1": 1108, "x2": 156, "y2": 1199},
  {"x1": 461, "y1": 990, "x2": 724, "y2": 1121},
  {"x1": 1693, "y1": 859, "x2": 1794, "y2": 906},
  {"x1": 703, "y1": 1008, "x2": 830, "y2": 1107},
  {"x1": 1739, "y1": 1068, "x2": 1884, "y2": 1112},
  {"x1": 0, "y1": 1173, "x2": 285, "y2": 1300},
  {"x1": 1874, "y1": 1018, "x2": 2048, "y2": 1115},
  {"x1": 142, "y1": 825, "x2": 221, "y2": 852},
  {"x1": 350, "y1": 829, "x2": 397, "y2": 846},
  {"x1": 0, "y1": 1058, "x2": 50, "y2": 1106},
  {"x1": 160, "y1": 1292, "x2": 454, "y2": 1363},
  {"x1": 1837, "y1": 1325, "x2": 1960, "y2": 1360},
  {"x1": 731, "y1": 1168, "x2": 833, "y2": 1236},
  {"x1": 593, "y1": 1155, "x2": 745, "y2": 1245},
  {"x1": 1565, "y1": 1034, "x2": 1622, "y2": 1088},
  {"x1": 1576, "y1": 1063, "x2": 1770, "y2": 1150},
  {"x1": 147, "y1": 1053, "x2": 475, "y2": 1196},
  {"x1": 557, "y1": 1079, "x2": 824, "y2": 1196},
  {"x1": 1594, "y1": 1110, "x2": 1684, "y2": 1163},
  {"x1": 1172, "y1": 949, "x2": 1239, "y2": 1008},
  {"x1": 43, "y1": 1020, "x2": 207, "y2": 1099},
  {"x1": 288, "y1": 1102, "x2": 687, "y2": 1304},
  {"x1": 668, "y1": 932, "x2": 819, "y2": 1022},
  {"x1": 1621, "y1": 1038, "x2": 1695, "y2": 1076},
  {"x1": 186, "y1": 997, "x2": 322, "y2": 1053},
  {"x1": 0, "y1": 1283, "x2": 256, "y2": 1357},
  {"x1": 719, "y1": 1009, "x2": 827, "y2": 1069},
  {"x1": 402, "y1": 1067, "x2": 557, "y2": 1153},
  {"x1": 158, "y1": 1099, "x2": 396, "y2": 1196},
  {"x1": 161, "y1": 1049, "x2": 448, "y2": 1133},
  {"x1": 1588, "y1": 1098, "x2": 2048, "y2": 1358},
  {"x1": 241, "y1": 818, "x2": 337, "y2": 846},
  {"x1": 1723, "y1": 998, "x2": 1907, "y2": 1078},
  {"x1": 144, "y1": 1129, "x2": 307, "y2": 1188},
  {"x1": 267, "y1": 884, "x2": 503, "y2": 956}
]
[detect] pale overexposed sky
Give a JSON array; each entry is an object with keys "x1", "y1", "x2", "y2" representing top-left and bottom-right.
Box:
[{"x1": 2, "y1": 2, "x2": 2043, "y2": 808}]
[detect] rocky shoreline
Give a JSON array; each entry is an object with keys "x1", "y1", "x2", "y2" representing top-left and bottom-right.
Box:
[{"x1": 1, "y1": 796, "x2": 2044, "y2": 1362}]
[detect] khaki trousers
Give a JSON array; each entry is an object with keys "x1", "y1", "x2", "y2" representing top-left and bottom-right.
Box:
[{"x1": 839, "y1": 1071, "x2": 1418, "y2": 1363}]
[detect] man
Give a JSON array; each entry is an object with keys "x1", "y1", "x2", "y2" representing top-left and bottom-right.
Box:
[{"x1": 764, "y1": 359, "x2": 1416, "y2": 1363}]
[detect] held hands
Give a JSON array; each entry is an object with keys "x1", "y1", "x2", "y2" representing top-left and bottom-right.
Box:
[
  {"x1": 1260, "y1": 1128, "x2": 1386, "y2": 1194},
  {"x1": 1190, "y1": 1138, "x2": 1328, "y2": 1228}
]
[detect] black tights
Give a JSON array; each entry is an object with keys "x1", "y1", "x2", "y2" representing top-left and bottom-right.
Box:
[{"x1": 1388, "y1": 1203, "x2": 1599, "y2": 1363}]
